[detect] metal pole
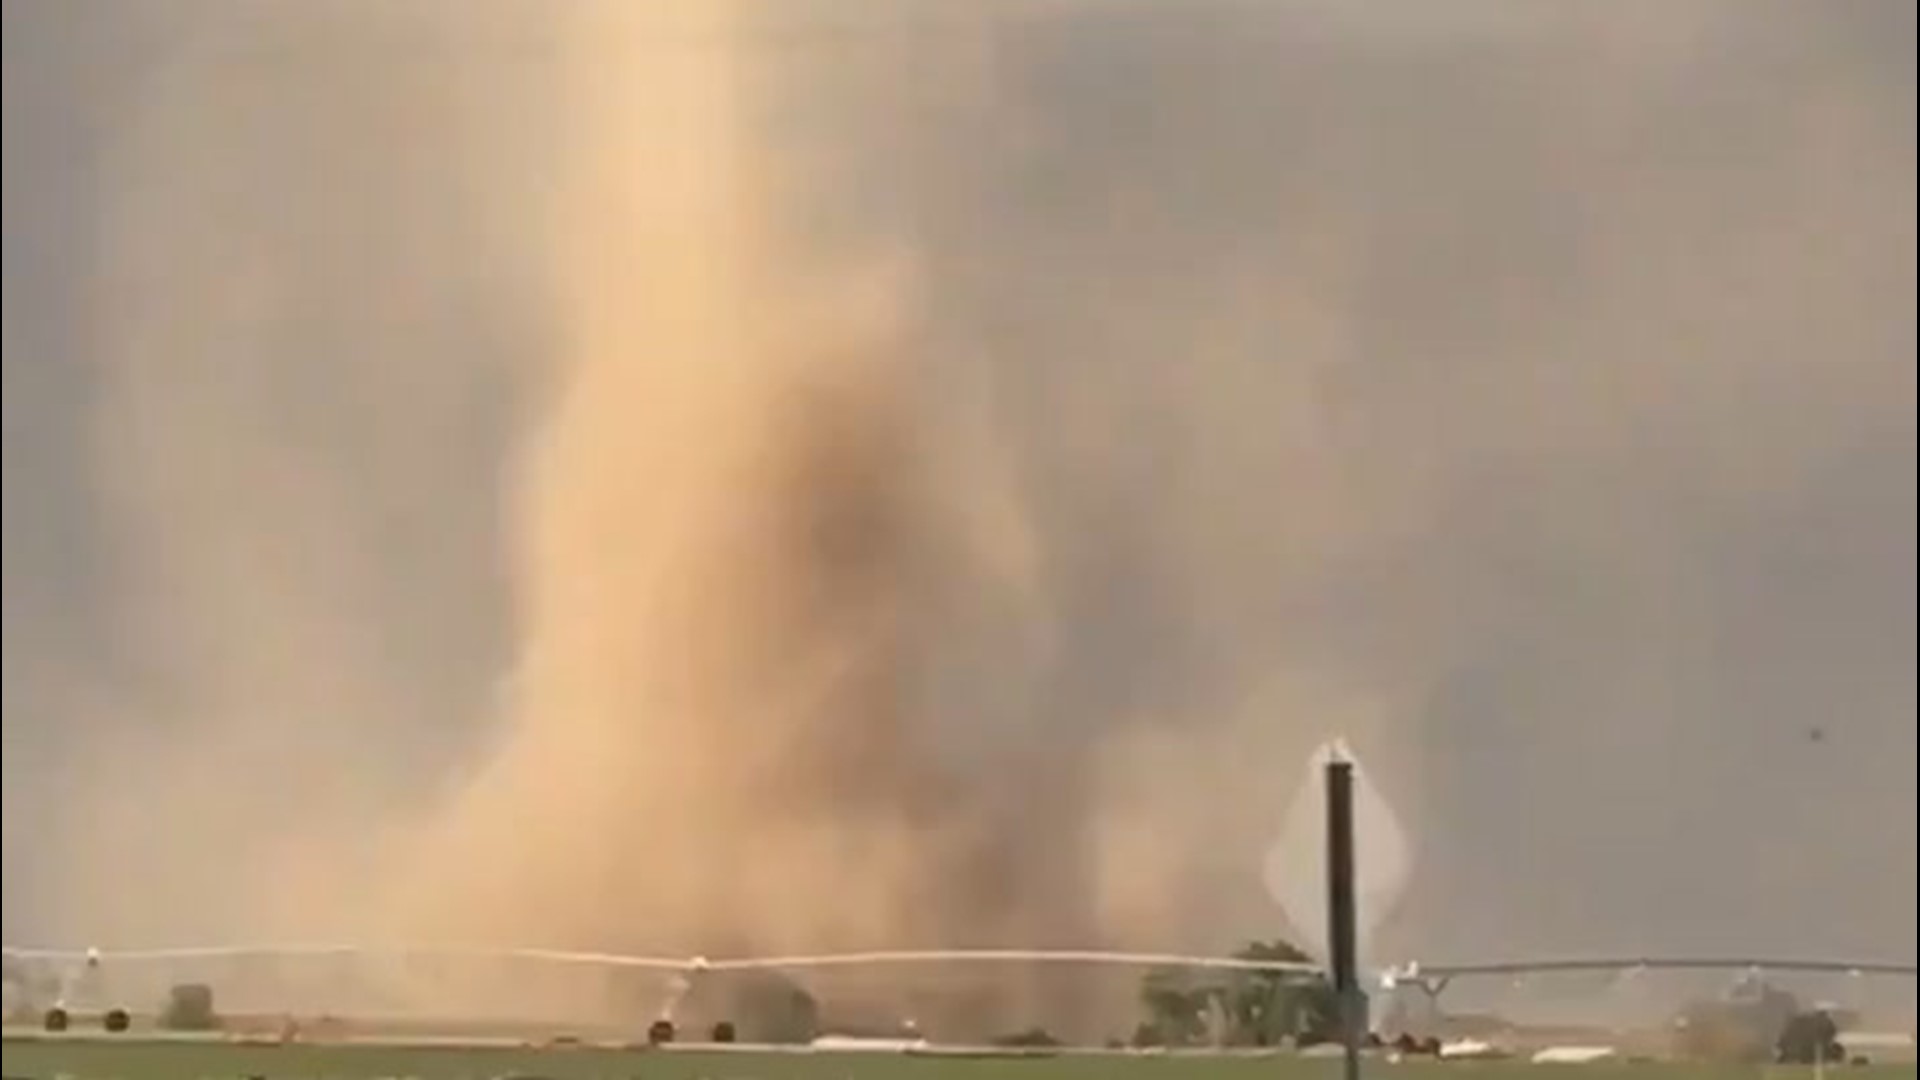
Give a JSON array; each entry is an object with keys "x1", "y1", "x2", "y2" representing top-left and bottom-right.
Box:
[{"x1": 1326, "y1": 757, "x2": 1363, "y2": 1080}]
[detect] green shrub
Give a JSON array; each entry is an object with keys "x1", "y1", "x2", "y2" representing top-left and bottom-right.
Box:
[{"x1": 992, "y1": 1026, "x2": 1062, "y2": 1048}]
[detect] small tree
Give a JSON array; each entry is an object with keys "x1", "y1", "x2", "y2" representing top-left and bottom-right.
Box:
[
  {"x1": 1138, "y1": 965, "x2": 1213, "y2": 1046},
  {"x1": 726, "y1": 970, "x2": 821, "y2": 1045},
  {"x1": 1776, "y1": 1010, "x2": 1843, "y2": 1065},
  {"x1": 1674, "y1": 979, "x2": 1802, "y2": 1063},
  {"x1": 158, "y1": 983, "x2": 219, "y2": 1032},
  {"x1": 1220, "y1": 940, "x2": 1339, "y2": 1046},
  {"x1": 1137, "y1": 939, "x2": 1335, "y2": 1048}
]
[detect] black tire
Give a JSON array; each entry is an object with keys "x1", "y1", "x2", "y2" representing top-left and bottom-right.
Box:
[
  {"x1": 43, "y1": 1007, "x2": 70, "y2": 1032},
  {"x1": 104, "y1": 1007, "x2": 132, "y2": 1033},
  {"x1": 646, "y1": 1019, "x2": 675, "y2": 1046},
  {"x1": 711, "y1": 1020, "x2": 737, "y2": 1044}
]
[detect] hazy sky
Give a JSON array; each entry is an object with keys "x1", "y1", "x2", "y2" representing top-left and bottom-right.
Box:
[{"x1": 3, "y1": 0, "x2": 1914, "y2": 998}]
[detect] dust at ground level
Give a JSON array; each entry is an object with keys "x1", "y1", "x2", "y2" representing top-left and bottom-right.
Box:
[{"x1": 6, "y1": 1039, "x2": 1920, "y2": 1080}]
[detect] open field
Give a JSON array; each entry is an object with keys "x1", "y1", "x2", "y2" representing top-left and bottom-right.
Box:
[{"x1": 5, "y1": 1039, "x2": 1918, "y2": 1080}]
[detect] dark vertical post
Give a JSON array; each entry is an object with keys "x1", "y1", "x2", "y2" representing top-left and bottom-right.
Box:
[{"x1": 1326, "y1": 757, "x2": 1363, "y2": 1080}]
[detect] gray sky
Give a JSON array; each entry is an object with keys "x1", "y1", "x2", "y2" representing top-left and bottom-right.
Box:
[{"x1": 3, "y1": 0, "x2": 1914, "y2": 994}]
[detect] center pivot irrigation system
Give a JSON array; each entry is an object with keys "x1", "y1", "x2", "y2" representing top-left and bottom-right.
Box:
[{"x1": 6, "y1": 760, "x2": 1915, "y2": 1062}]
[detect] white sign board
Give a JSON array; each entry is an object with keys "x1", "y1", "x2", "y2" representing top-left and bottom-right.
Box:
[{"x1": 1261, "y1": 737, "x2": 1413, "y2": 967}]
